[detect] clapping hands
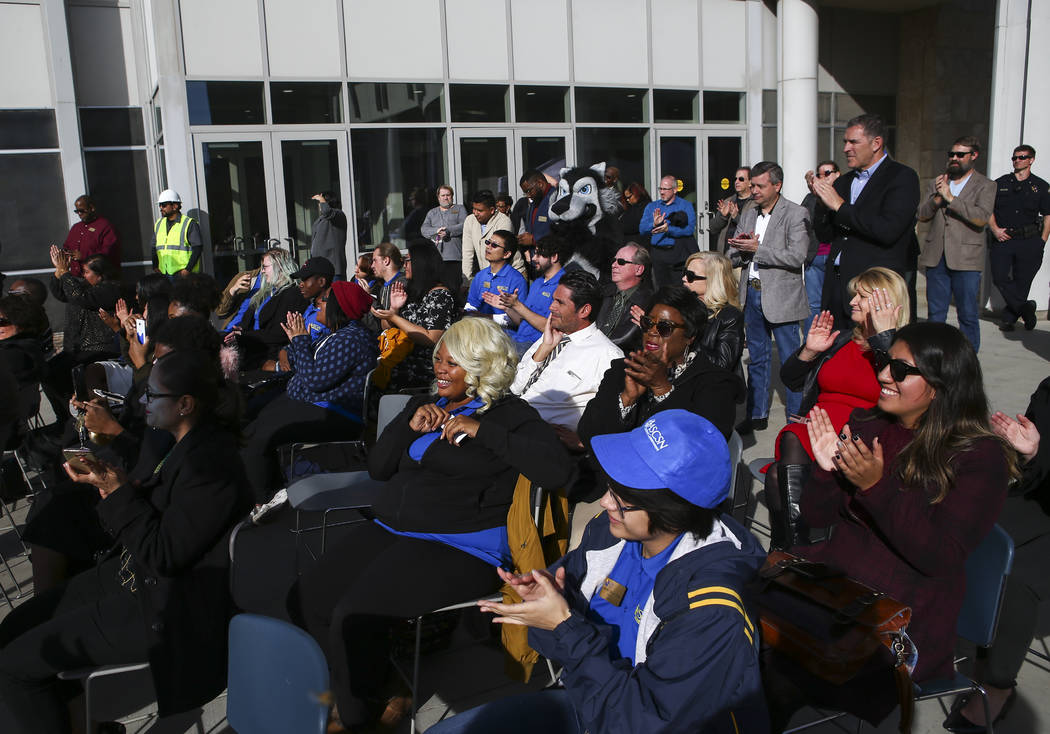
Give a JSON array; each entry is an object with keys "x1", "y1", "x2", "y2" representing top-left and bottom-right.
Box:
[
  {"x1": 991, "y1": 411, "x2": 1040, "y2": 462},
  {"x1": 806, "y1": 407, "x2": 884, "y2": 490}
]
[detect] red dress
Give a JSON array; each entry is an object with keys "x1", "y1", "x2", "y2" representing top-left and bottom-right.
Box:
[{"x1": 774, "y1": 340, "x2": 880, "y2": 460}]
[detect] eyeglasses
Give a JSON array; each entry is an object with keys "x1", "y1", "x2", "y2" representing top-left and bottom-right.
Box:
[
  {"x1": 658, "y1": 186, "x2": 675, "y2": 191},
  {"x1": 607, "y1": 489, "x2": 644, "y2": 520},
  {"x1": 816, "y1": 170, "x2": 836, "y2": 178},
  {"x1": 483, "y1": 238, "x2": 504, "y2": 250},
  {"x1": 947, "y1": 150, "x2": 973, "y2": 159},
  {"x1": 612, "y1": 257, "x2": 637, "y2": 266},
  {"x1": 143, "y1": 387, "x2": 181, "y2": 403},
  {"x1": 682, "y1": 271, "x2": 707, "y2": 283},
  {"x1": 874, "y1": 353, "x2": 923, "y2": 382},
  {"x1": 640, "y1": 315, "x2": 687, "y2": 338},
  {"x1": 1012, "y1": 154, "x2": 1032, "y2": 161}
]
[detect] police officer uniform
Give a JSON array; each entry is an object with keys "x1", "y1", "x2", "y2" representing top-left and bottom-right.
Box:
[{"x1": 991, "y1": 172, "x2": 1050, "y2": 328}]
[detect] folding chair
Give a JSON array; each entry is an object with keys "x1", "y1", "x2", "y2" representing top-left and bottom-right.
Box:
[{"x1": 57, "y1": 662, "x2": 152, "y2": 733}]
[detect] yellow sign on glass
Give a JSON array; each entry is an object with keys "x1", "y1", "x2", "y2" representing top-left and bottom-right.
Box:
[{"x1": 720, "y1": 177, "x2": 730, "y2": 190}]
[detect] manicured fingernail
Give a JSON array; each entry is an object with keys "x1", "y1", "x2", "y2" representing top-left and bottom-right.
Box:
[
  {"x1": 834, "y1": 453, "x2": 841, "y2": 461},
  {"x1": 839, "y1": 432, "x2": 847, "y2": 440},
  {"x1": 852, "y1": 435, "x2": 861, "y2": 441}
]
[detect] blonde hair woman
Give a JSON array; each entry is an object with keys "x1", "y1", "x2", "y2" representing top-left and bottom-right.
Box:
[
  {"x1": 286, "y1": 315, "x2": 573, "y2": 733},
  {"x1": 766, "y1": 266, "x2": 911, "y2": 549},
  {"x1": 682, "y1": 251, "x2": 744, "y2": 373}
]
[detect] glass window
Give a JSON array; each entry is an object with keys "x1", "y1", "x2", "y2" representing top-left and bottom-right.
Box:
[
  {"x1": 80, "y1": 108, "x2": 146, "y2": 147},
  {"x1": 0, "y1": 110, "x2": 59, "y2": 149},
  {"x1": 818, "y1": 92, "x2": 831, "y2": 124},
  {"x1": 514, "y1": 86, "x2": 568, "y2": 123},
  {"x1": 348, "y1": 83, "x2": 443, "y2": 123},
  {"x1": 271, "y1": 82, "x2": 343, "y2": 124},
  {"x1": 575, "y1": 87, "x2": 646, "y2": 124},
  {"x1": 576, "y1": 128, "x2": 649, "y2": 192},
  {"x1": 706, "y1": 135, "x2": 744, "y2": 228},
  {"x1": 201, "y1": 141, "x2": 272, "y2": 282},
  {"x1": 818, "y1": 127, "x2": 831, "y2": 163},
  {"x1": 763, "y1": 126, "x2": 778, "y2": 165},
  {"x1": 84, "y1": 150, "x2": 153, "y2": 262},
  {"x1": 763, "y1": 90, "x2": 778, "y2": 125},
  {"x1": 450, "y1": 84, "x2": 508, "y2": 123},
  {"x1": 186, "y1": 81, "x2": 265, "y2": 125},
  {"x1": 703, "y1": 92, "x2": 745, "y2": 124},
  {"x1": 653, "y1": 90, "x2": 698, "y2": 123},
  {"x1": 0, "y1": 153, "x2": 67, "y2": 269},
  {"x1": 350, "y1": 129, "x2": 446, "y2": 249},
  {"x1": 520, "y1": 136, "x2": 566, "y2": 178},
  {"x1": 280, "y1": 139, "x2": 343, "y2": 259}
]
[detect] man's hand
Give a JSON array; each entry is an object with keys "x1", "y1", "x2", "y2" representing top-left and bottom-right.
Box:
[
  {"x1": 812, "y1": 175, "x2": 844, "y2": 211},
  {"x1": 436, "y1": 226, "x2": 448, "y2": 240},
  {"x1": 311, "y1": 193, "x2": 326, "y2": 203},
  {"x1": 531, "y1": 314, "x2": 564, "y2": 363},
  {"x1": 990, "y1": 223, "x2": 1011, "y2": 242},
  {"x1": 552, "y1": 424, "x2": 585, "y2": 452},
  {"x1": 728, "y1": 231, "x2": 758, "y2": 252},
  {"x1": 176, "y1": 269, "x2": 190, "y2": 277},
  {"x1": 651, "y1": 207, "x2": 668, "y2": 233},
  {"x1": 934, "y1": 174, "x2": 953, "y2": 204},
  {"x1": 481, "y1": 291, "x2": 505, "y2": 310},
  {"x1": 498, "y1": 289, "x2": 521, "y2": 312}
]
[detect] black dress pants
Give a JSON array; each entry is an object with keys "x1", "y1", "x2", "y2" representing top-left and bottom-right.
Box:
[
  {"x1": 989, "y1": 236, "x2": 1045, "y2": 322},
  {"x1": 0, "y1": 558, "x2": 147, "y2": 734},
  {"x1": 649, "y1": 239, "x2": 698, "y2": 289},
  {"x1": 287, "y1": 521, "x2": 500, "y2": 728}
]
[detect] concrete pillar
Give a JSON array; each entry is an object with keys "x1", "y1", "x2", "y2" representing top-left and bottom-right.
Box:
[
  {"x1": 988, "y1": 0, "x2": 1050, "y2": 309},
  {"x1": 777, "y1": 0, "x2": 818, "y2": 203},
  {"x1": 745, "y1": 0, "x2": 765, "y2": 165},
  {"x1": 150, "y1": 0, "x2": 194, "y2": 212}
]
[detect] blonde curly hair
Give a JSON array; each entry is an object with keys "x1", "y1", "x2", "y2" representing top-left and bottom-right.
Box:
[{"x1": 433, "y1": 317, "x2": 517, "y2": 413}]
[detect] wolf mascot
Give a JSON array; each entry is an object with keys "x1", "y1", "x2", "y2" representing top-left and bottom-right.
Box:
[{"x1": 548, "y1": 162, "x2": 623, "y2": 281}]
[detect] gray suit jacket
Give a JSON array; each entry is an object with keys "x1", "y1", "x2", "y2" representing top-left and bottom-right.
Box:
[
  {"x1": 730, "y1": 197, "x2": 811, "y2": 323},
  {"x1": 916, "y1": 171, "x2": 996, "y2": 271}
]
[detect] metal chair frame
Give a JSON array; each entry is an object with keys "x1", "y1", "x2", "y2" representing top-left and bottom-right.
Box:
[{"x1": 57, "y1": 662, "x2": 152, "y2": 733}]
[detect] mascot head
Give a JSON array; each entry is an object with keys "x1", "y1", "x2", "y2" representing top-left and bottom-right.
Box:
[{"x1": 548, "y1": 162, "x2": 622, "y2": 235}]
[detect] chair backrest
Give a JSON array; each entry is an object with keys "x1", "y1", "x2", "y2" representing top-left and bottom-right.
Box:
[
  {"x1": 377, "y1": 393, "x2": 413, "y2": 438},
  {"x1": 227, "y1": 613, "x2": 330, "y2": 734},
  {"x1": 957, "y1": 524, "x2": 1014, "y2": 647}
]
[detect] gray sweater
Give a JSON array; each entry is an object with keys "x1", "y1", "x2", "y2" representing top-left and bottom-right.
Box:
[
  {"x1": 420, "y1": 204, "x2": 468, "y2": 262},
  {"x1": 310, "y1": 202, "x2": 348, "y2": 277}
]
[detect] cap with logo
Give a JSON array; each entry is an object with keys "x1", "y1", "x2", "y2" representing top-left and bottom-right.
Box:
[
  {"x1": 590, "y1": 409, "x2": 730, "y2": 509},
  {"x1": 291, "y1": 256, "x2": 336, "y2": 281}
]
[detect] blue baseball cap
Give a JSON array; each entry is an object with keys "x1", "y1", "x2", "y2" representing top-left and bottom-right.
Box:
[{"x1": 590, "y1": 410, "x2": 731, "y2": 509}]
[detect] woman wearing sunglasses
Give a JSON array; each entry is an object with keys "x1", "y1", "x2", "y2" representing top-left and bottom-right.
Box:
[
  {"x1": 681, "y1": 251, "x2": 744, "y2": 373},
  {"x1": 578, "y1": 285, "x2": 744, "y2": 444},
  {"x1": 765, "y1": 266, "x2": 909, "y2": 549},
  {"x1": 765, "y1": 322, "x2": 1017, "y2": 729}
]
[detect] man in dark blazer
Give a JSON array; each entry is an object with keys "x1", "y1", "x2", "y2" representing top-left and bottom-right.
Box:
[{"x1": 811, "y1": 114, "x2": 920, "y2": 329}]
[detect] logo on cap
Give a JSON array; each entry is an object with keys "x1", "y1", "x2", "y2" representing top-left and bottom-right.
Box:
[{"x1": 644, "y1": 418, "x2": 667, "y2": 452}]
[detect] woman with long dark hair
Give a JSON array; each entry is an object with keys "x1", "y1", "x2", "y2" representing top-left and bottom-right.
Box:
[
  {"x1": 619, "y1": 182, "x2": 652, "y2": 239},
  {"x1": 766, "y1": 322, "x2": 1018, "y2": 728}
]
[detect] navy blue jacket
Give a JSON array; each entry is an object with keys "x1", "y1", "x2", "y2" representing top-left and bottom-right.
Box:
[{"x1": 529, "y1": 513, "x2": 770, "y2": 734}]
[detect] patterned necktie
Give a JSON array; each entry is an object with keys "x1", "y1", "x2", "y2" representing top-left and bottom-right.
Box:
[{"x1": 521, "y1": 335, "x2": 571, "y2": 394}]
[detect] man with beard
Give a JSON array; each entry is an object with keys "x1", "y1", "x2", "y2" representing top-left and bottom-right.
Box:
[
  {"x1": 485, "y1": 234, "x2": 570, "y2": 353},
  {"x1": 917, "y1": 136, "x2": 996, "y2": 350}
]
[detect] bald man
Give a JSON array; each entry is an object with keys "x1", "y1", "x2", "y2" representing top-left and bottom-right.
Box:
[{"x1": 640, "y1": 175, "x2": 697, "y2": 287}]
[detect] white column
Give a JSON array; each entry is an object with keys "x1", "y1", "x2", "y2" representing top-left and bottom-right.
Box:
[
  {"x1": 777, "y1": 0, "x2": 818, "y2": 204},
  {"x1": 988, "y1": 0, "x2": 1050, "y2": 309},
  {"x1": 150, "y1": 0, "x2": 194, "y2": 212},
  {"x1": 745, "y1": 0, "x2": 765, "y2": 165}
]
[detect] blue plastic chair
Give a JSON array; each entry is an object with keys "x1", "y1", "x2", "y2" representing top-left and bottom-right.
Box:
[{"x1": 226, "y1": 613, "x2": 330, "y2": 734}]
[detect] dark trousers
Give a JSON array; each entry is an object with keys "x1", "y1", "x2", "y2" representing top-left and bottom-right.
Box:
[
  {"x1": 649, "y1": 238, "x2": 698, "y2": 289},
  {"x1": 241, "y1": 394, "x2": 363, "y2": 503},
  {"x1": 989, "y1": 236, "x2": 1045, "y2": 322},
  {"x1": 287, "y1": 521, "x2": 500, "y2": 727},
  {"x1": 0, "y1": 558, "x2": 147, "y2": 734}
]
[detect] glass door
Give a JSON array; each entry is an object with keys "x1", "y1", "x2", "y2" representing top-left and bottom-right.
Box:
[
  {"x1": 702, "y1": 134, "x2": 746, "y2": 250},
  {"x1": 513, "y1": 129, "x2": 572, "y2": 183},
  {"x1": 656, "y1": 131, "x2": 701, "y2": 239},
  {"x1": 270, "y1": 132, "x2": 351, "y2": 267},
  {"x1": 453, "y1": 129, "x2": 513, "y2": 201},
  {"x1": 193, "y1": 133, "x2": 280, "y2": 285}
]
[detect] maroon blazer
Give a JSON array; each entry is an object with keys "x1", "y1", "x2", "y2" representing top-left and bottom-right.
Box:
[{"x1": 795, "y1": 410, "x2": 1008, "y2": 682}]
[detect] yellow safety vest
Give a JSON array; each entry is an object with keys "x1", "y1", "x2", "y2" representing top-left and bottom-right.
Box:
[{"x1": 153, "y1": 213, "x2": 200, "y2": 274}]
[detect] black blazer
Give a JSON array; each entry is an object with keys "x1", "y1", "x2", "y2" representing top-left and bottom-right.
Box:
[
  {"x1": 368, "y1": 394, "x2": 573, "y2": 533},
  {"x1": 96, "y1": 422, "x2": 252, "y2": 715},
  {"x1": 814, "y1": 158, "x2": 919, "y2": 322},
  {"x1": 595, "y1": 282, "x2": 654, "y2": 352},
  {"x1": 577, "y1": 352, "x2": 744, "y2": 446},
  {"x1": 698, "y1": 306, "x2": 744, "y2": 374}
]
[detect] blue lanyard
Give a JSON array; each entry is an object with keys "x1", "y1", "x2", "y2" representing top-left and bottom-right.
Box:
[{"x1": 408, "y1": 397, "x2": 484, "y2": 460}]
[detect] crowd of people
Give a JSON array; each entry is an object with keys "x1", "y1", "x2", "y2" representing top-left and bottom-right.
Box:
[{"x1": 0, "y1": 111, "x2": 1046, "y2": 734}]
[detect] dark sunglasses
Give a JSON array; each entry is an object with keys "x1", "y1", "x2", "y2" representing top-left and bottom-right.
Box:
[
  {"x1": 947, "y1": 150, "x2": 973, "y2": 159},
  {"x1": 73, "y1": 208, "x2": 89, "y2": 214},
  {"x1": 683, "y1": 271, "x2": 707, "y2": 283},
  {"x1": 1012, "y1": 154, "x2": 1032, "y2": 161},
  {"x1": 816, "y1": 170, "x2": 836, "y2": 177},
  {"x1": 143, "y1": 387, "x2": 181, "y2": 402},
  {"x1": 874, "y1": 353, "x2": 923, "y2": 382},
  {"x1": 640, "y1": 316, "x2": 686, "y2": 338},
  {"x1": 0, "y1": 317, "x2": 11, "y2": 327},
  {"x1": 612, "y1": 257, "x2": 637, "y2": 266},
  {"x1": 483, "y1": 238, "x2": 504, "y2": 249},
  {"x1": 735, "y1": 176, "x2": 748, "y2": 182}
]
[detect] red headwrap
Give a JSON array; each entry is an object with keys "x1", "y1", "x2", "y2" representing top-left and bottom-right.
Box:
[{"x1": 330, "y1": 280, "x2": 373, "y2": 321}]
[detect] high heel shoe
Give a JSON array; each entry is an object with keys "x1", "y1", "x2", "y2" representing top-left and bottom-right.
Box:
[{"x1": 942, "y1": 686, "x2": 1017, "y2": 733}]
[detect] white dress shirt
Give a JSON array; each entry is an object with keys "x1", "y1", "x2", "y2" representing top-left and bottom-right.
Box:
[{"x1": 511, "y1": 322, "x2": 623, "y2": 430}]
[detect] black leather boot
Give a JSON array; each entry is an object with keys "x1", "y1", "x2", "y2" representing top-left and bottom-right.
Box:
[{"x1": 779, "y1": 463, "x2": 811, "y2": 549}]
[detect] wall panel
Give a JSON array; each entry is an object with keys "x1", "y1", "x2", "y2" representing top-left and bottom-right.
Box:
[
  {"x1": 445, "y1": 0, "x2": 508, "y2": 80},
  {"x1": 652, "y1": 0, "x2": 699, "y2": 87},
  {"x1": 702, "y1": 0, "x2": 746, "y2": 88},
  {"x1": 573, "y1": 0, "x2": 648, "y2": 85},
  {"x1": 0, "y1": 2, "x2": 53, "y2": 108},
  {"x1": 511, "y1": 0, "x2": 570, "y2": 82},
  {"x1": 266, "y1": 0, "x2": 341, "y2": 78},
  {"x1": 346, "y1": 0, "x2": 443, "y2": 79},
  {"x1": 181, "y1": 0, "x2": 264, "y2": 77}
]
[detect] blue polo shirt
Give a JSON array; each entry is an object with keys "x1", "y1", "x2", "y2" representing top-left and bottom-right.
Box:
[
  {"x1": 511, "y1": 267, "x2": 564, "y2": 344},
  {"x1": 302, "y1": 302, "x2": 330, "y2": 341},
  {"x1": 466, "y1": 263, "x2": 528, "y2": 316}
]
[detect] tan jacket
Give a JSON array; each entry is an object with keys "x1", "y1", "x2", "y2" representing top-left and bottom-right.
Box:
[
  {"x1": 917, "y1": 171, "x2": 996, "y2": 271},
  {"x1": 461, "y1": 211, "x2": 526, "y2": 279}
]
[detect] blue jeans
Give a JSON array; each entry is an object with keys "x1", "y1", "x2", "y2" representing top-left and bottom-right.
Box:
[
  {"x1": 744, "y1": 286, "x2": 802, "y2": 420},
  {"x1": 427, "y1": 689, "x2": 581, "y2": 734},
  {"x1": 925, "y1": 254, "x2": 982, "y2": 352},
  {"x1": 803, "y1": 255, "x2": 827, "y2": 338}
]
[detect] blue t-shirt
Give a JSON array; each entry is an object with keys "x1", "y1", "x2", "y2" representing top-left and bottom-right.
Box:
[
  {"x1": 302, "y1": 302, "x2": 330, "y2": 341},
  {"x1": 589, "y1": 535, "x2": 684, "y2": 662},
  {"x1": 511, "y1": 268, "x2": 564, "y2": 344},
  {"x1": 467, "y1": 264, "x2": 528, "y2": 316}
]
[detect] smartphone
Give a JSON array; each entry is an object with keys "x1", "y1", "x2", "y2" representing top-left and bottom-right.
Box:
[
  {"x1": 93, "y1": 388, "x2": 126, "y2": 406},
  {"x1": 63, "y1": 448, "x2": 99, "y2": 473},
  {"x1": 135, "y1": 318, "x2": 147, "y2": 345}
]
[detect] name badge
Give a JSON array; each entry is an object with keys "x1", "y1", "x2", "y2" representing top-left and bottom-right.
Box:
[
  {"x1": 541, "y1": 290, "x2": 551, "y2": 298},
  {"x1": 483, "y1": 281, "x2": 491, "y2": 288},
  {"x1": 497, "y1": 286, "x2": 508, "y2": 294},
  {"x1": 538, "y1": 215, "x2": 548, "y2": 222},
  {"x1": 88, "y1": 227, "x2": 96, "y2": 232},
  {"x1": 599, "y1": 577, "x2": 627, "y2": 606}
]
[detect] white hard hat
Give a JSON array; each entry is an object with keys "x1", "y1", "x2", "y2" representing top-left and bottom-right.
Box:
[{"x1": 157, "y1": 189, "x2": 182, "y2": 204}]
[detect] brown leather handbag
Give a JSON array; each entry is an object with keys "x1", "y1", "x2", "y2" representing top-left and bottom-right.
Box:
[{"x1": 754, "y1": 551, "x2": 915, "y2": 732}]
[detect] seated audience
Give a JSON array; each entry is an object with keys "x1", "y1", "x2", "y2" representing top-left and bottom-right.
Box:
[
  {"x1": 489, "y1": 234, "x2": 571, "y2": 352},
  {"x1": 7, "y1": 277, "x2": 55, "y2": 357},
  {"x1": 241, "y1": 281, "x2": 377, "y2": 501},
  {"x1": 578, "y1": 285, "x2": 744, "y2": 444},
  {"x1": 370, "y1": 242, "x2": 455, "y2": 389},
  {"x1": 223, "y1": 247, "x2": 307, "y2": 371},
  {"x1": 596, "y1": 242, "x2": 654, "y2": 350},
  {"x1": 511, "y1": 270, "x2": 622, "y2": 451},
  {"x1": 168, "y1": 272, "x2": 222, "y2": 318},
  {"x1": 464, "y1": 230, "x2": 528, "y2": 323},
  {"x1": 765, "y1": 266, "x2": 908, "y2": 549},
  {"x1": 287, "y1": 317, "x2": 573, "y2": 732},
  {"x1": 352, "y1": 253, "x2": 374, "y2": 292},
  {"x1": 680, "y1": 251, "x2": 745, "y2": 373},
  {"x1": 0, "y1": 295, "x2": 47, "y2": 447},
  {"x1": 429, "y1": 410, "x2": 768, "y2": 734},
  {"x1": 269, "y1": 256, "x2": 335, "y2": 373},
  {"x1": 217, "y1": 266, "x2": 260, "y2": 327},
  {"x1": 765, "y1": 322, "x2": 1016, "y2": 729},
  {"x1": 0, "y1": 350, "x2": 251, "y2": 734}
]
